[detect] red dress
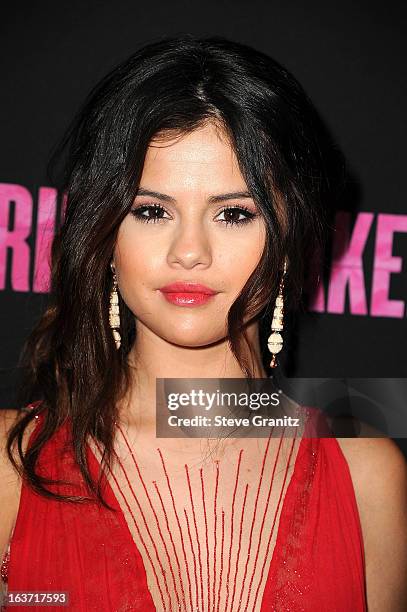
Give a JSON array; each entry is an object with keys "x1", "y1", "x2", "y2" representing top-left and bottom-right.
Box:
[{"x1": 1, "y1": 403, "x2": 367, "y2": 611}]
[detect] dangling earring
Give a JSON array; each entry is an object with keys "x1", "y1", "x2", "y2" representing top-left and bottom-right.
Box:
[
  {"x1": 268, "y1": 259, "x2": 287, "y2": 368},
  {"x1": 109, "y1": 262, "x2": 121, "y2": 350}
]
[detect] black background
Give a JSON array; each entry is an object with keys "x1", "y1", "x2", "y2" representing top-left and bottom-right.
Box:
[{"x1": 0, "y1": 1, "x2": 406, "y2": 421}]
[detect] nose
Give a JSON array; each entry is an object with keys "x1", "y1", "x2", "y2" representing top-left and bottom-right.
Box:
[{"x1": 166, "y1": 217, "x2": 212, "y2": 270}]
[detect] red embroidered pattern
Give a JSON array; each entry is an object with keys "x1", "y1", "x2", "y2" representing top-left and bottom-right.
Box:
[{"x1": 89, "y1": 421, "x2": 300, "y2": 611}]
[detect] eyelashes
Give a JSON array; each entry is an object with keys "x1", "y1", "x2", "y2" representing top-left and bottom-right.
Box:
[{"x1": 130, "y1": 203, "x2": 258, "y2": 227}]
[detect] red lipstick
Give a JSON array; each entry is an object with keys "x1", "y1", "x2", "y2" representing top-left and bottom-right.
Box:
[{"x1": 159, "y1": 282, "x2": 218, "y2": 306}]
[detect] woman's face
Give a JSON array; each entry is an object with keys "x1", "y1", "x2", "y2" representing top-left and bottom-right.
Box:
[{"x1": 113, "y1": 122, "x2": 266, "y2": 348}]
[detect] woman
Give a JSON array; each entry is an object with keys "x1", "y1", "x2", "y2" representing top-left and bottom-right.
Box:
[{"x1": 1, "y1": 35, "x2": 406, "y2": 611}]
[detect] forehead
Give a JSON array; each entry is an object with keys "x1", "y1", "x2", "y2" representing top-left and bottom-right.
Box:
[{"x1": 139, "y1": 123, "x2": 246, "y2": 189}]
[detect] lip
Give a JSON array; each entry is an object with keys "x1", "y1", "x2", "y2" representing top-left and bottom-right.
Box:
[
  {"x1": 159, "y1": 282, "x2": 217, "y2": 295},
  {"x1": 159, "y1": 282, "x2": 218, "y2": 307}
]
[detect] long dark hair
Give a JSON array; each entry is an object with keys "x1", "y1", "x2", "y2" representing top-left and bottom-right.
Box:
[{"x1": 6, "y1": 34, "x2": 342, "y2": 506}]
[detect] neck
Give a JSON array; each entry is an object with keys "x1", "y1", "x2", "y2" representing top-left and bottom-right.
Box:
[{"x1": 117, "y1": 318, "x2": 268, "y2": 432}]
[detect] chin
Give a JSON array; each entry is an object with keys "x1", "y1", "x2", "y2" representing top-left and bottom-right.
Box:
[{"x1": 162, "y1": 329, "x2": 224, "y2": 348}]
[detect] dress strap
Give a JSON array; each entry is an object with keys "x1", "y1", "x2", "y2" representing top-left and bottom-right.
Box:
[{"x1": 19, "y1": 400, "x2": 44, "y2": 417}]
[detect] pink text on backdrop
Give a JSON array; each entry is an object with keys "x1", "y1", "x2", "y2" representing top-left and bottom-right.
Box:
[
  {"x1": 0, "y1": 183, "x2": 406, "y2": 317},
  {"x1": 309, "y1": 211, "x2": 407, "y2": 317}
]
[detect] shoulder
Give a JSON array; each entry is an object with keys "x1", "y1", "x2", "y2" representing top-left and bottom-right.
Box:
[
  {"x1": 336, "y1": 435, "x2": 407, "y2": 610},
  {"x1": 0, "y1": 409, "x2": 38, "y2": 562}
]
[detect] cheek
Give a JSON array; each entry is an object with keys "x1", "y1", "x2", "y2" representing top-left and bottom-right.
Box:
[
  {"x1": 113, "y1": 223, "x2": 163, "y2": 307},
  {"x1": 115, "y1": 220, "x2": 161, "y2": 275},
  {"x1": 216, "y1": 230, "x2": 265, "y2": 280}
]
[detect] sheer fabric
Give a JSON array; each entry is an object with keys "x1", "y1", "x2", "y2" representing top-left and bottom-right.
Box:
[{"x1": 1, "y1": 403, "x2": 367, "y2": 611}]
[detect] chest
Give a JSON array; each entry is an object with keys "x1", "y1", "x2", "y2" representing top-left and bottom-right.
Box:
[{"x1": 91, "y1": 434, "x2": 299, "y2": 611}]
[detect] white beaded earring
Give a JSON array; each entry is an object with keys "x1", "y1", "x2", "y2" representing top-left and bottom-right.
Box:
[
  {"x1": 268, "y1": 259, "x2": 288, "y2": 368},
  {"x1": 109, "y1": 261, "x2": 121, "y2": 350}
]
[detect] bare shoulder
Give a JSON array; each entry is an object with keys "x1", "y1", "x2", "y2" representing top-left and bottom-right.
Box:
[
  {"x1": 336, "y1": 435, "x2": 407, "y2": 611},
  {"x1": 0, "y1": 408, "x2": 38, "y2": 460},
  {"x1": 0, "y1": 409, "x2": 38, "y2": 561},
  {"x1": 0, "y1": 408, "x2": 25, "y2": 482}
]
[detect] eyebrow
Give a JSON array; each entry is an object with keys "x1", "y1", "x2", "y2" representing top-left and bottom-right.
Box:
[{"x1": 135, "y1": 187, "x2": 253, "y2": 204}]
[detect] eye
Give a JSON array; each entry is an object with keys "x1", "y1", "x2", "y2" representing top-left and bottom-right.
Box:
[
  {"x1": 216, "y1": 205, "x2": 258, "y2": 227},
  {"x1": 129, "y1": 203, "x2": 258, "y2": 226},
  {"x1": 130, "y1": 203, "x2": 169, "y2": 223}
]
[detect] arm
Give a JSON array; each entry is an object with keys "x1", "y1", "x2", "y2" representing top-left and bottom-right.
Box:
[
  {"x1": 0, "y1": 410, "x2": 22, "y2": 565},
  {"x1": 337, "y1": 436, "x2": 407, "y2": 611}
]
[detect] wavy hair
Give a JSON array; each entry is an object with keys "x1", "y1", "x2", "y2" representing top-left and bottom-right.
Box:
[{"x1": 6, "y1": 34, "x2": 342, "y2": 506}]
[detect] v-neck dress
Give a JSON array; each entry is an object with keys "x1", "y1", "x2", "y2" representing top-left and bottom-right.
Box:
[{"x1": 1, "y1": 403, "x2": 367, "y2": 611}]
